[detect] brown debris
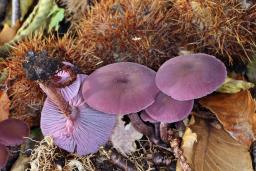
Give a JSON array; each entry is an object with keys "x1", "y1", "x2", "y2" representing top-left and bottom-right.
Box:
[
  {"x1": 168, "y1": 135, "x2": 192, "y2": 171},
  {"x1": 76, "y1": 0, "x2": 178, "y2": 71},
  {"x1": 168, "y1": 0, "x2": 256, "y2": 62}
]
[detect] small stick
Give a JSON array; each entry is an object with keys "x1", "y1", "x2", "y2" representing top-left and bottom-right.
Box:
[
  {"x1": 110, "y1": 149, "x2": 137, "y2": 171},
  {"x1": 101, "y1": 148, "x2": 137, "y2": 171},
  {"x1": 12, "y1": 0, "x2": 20, "y2": 26},
  {"x1": 169, "y1": 136, "x2": 192, "y2": 171}
]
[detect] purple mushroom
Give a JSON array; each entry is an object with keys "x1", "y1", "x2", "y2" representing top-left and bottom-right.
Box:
[
  {"x1": 0, "y1": 119, "x2": 29, "y2": 169},
  {"x1": 0, "y1": 144, "x2": 8, "y2": 169},
  {"x1": 0, "y1": 119, "x2": 29, "y2": 146},
  {"x1": 40, "y1": 70, "x2": 116, "y2": 155},
  {"x1": 155, "y1": 53, "x2": 227, "y2": 101},
  {"x1": 144, "y1": 92, "x2": 194, "y2": 123},
  {"x1": 82, "y1": 62, "x2": 159, "y2": 115}
]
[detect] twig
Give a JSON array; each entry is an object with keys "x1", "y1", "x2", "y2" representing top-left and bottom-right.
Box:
[
  {"x1": 110, "y1": 148, "x2": 137, "y2": 171},
  {"x1": 101, "y1": 148, "x2": 137, "y2": 171},
  {"x1": 169, "y1": 136, "x2": 192, "y2": 171},
  {"x1": 11, "y1": 0, "x2": 20, "y2": 26}
]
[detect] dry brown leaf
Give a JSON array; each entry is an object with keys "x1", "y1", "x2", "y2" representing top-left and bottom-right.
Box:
[
  {"x1": 111, "y1": 116, "x2": 143, "y2": 155},
  {"x1": 200, "y1": 90, "x2": 256, "y2": 146},
  {"x1": 178, "y1": 118, "x2": 253, "y2": 171},
  {"x1": 0, "y1": 22, "x2": 20, "y2": 45},
  {"x1": 0, "y1": 91, "x2": 10, "y2": 121}
]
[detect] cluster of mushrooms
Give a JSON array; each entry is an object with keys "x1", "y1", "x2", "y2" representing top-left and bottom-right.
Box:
[{"x1": 23, "y1": 52, "x2": 227, "y2": 156}]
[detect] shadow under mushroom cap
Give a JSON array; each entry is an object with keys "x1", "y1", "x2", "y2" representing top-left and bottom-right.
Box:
[
  {"x1": 155, "y1": 53, "x2": 227, "y2": 101},
  {"x1": 82, "y1": 62, "x2": 160, "y2": 115}
]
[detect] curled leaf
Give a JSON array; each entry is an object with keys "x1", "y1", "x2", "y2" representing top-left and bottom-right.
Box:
[
  {"x1": 217, "y1": 77, "x2": 254, "y2": 93},
  {"x1": 200, "y1": 90, "x2": 256, "y2": 146}
]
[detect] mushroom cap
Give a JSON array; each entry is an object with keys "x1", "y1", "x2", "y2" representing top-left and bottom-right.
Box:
[
  {"x1": 0, "y1": 144, "x2": 8, "y2": 169},
  {"x1": 41, "y1": 75, "x2": 116, "y2": 155},
  {"x1": 82, "y1": 62, "x2": 159, "y2": 115},
  {"x1": 0, "y1": 119, "x2": 29, "y2": 146},
  {"x1": 140, "y1": 111, "x2": 158, "y2": 123},
  {"x1": 145, "y1": 92, "x2": 194, "y2": 123},
  {"x1": 155, "y1": 53, "x2": 227, "y2": 101}
]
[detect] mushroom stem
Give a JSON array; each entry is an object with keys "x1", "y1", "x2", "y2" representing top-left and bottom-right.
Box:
[
  {"x1": 39, "y1": 83, "x2": 71, "y2": 117},
  {"x1": 160, "y1": 122, "x2": 169, "y2": 143},
  {"x1": 128, "y1": 113, "x2": 159, "y2": 144},
  {"x1": 154, "y1": 122, "x2": 160, "y2": 140}
]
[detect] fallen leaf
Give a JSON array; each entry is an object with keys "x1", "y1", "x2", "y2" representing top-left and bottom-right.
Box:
[
  {"x1": 47, "y1": 4, "x2": 65, "y2": 32},
  {"x1": 200, "y1": 90, "x2": 256, "y2": 146},
  {"x1": 0, "y1": 91, "x2": 10, "y2": 122},
  {"x1": 176, "y1": 127, "x2": 197, "y2": 171},
  {"x1": 11, "y1": 154, "x2": 30, "y2": 171},
  {"x1": 217, "y1": 77, "x2": 254, "y2": 94},
  {"x1": 177, "y1": 118, "x2": 253, "y2": 171},
  {"x1": 0, "y1": 22, "x2": 20, "y2": 45},
  {"x1": 111, "y1": 116, "x2": 143, "y2": 155}
]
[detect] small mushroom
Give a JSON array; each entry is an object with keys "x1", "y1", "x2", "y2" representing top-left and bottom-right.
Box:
[
  {"x1": 82, "y1": 62, "x2": 159, "y2": 114},
  {"x1": 144, "y1": 92, "x2": 194, "y2": 123},
  {"x1": 0, "y1": 144, "x2": 8, "y2": 169},
  {"x1": 40, "y1": 74, "x2": 116, "y2": 155},
  {"x1": 0, "y1": 119, "x2": 29, "y2": 146},
  {"x1": 155, "y1": 53, "x2": 227, "y2": 101}
]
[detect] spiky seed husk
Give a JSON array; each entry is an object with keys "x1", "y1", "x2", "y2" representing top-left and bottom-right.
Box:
[
  {"x1": 75, "y1": 0, "x2": 179, "y2": 70},
  {"x1": 168, "y1": 0, "x2": 256, "y2": 62}
]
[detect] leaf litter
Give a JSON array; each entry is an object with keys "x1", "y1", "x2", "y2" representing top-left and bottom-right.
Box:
[{"x1": 178, "y1": 117, "x2": 253, "y2": 171}]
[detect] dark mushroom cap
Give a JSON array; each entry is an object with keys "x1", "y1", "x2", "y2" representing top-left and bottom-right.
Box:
[
  {"x1": 41, "y1": 75, "x2": 116, "y2": 155},
  {"x1": 145, "y1": 92, "x2": 194, "y2": 123},
  {"x1": 155, "y1": 53, "x2": 227, "y2": 101},
  {"x1": 0, "y1": 119, "x2": 29, "y2": 146},
  {"x1": 82, "y1": 62, "x2": 159, "y2": 115},
  {"x1": 0, "y1": 144, "x2": 8, "y2": 169}
]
